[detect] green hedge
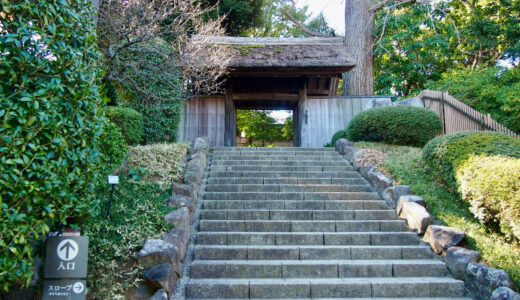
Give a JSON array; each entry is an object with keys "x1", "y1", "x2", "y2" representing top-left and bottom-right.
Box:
[
  {"x1": 326, "y1": 130, "x2": 348, "y2": 147},
  {"x1": 346, "y1": 106, "x2": 442, "y2": 146},
  {"x1": 103, "y1": 106, "x2": 143, "y2": 146},
  {"x1": 0, "y1": 0, "x2": 102, "y2": 291},
  {"x1": 96, "y1": 122, "x2": 128, "y2": 179},
  {"x1": 456, "y1": 154, "x2": 520, "y2": 240},
  {"x1": 422, "y1": 131, "x2": 520, "y2": 191},
  {"x1": 133, "y1": 103, "x2": 181, "y2": 144}
]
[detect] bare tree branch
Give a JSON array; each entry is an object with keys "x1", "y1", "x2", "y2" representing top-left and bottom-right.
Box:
[{"x1": 284, "y1": 0, "x2": 331, "y2": 37}]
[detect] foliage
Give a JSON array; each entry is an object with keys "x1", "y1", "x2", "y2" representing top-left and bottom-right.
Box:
[
  {"x1": 0, "y1": 0, "x2": 102, "y2": 291},
  {"x1": 127, "y1": 143, "x2": 190, "y2": 185},
  {"x1": 133, "y1": 103, "x2": 182, "y2": 144},
  {"x1": 103, "y1": 107, "x2": 143, "y2": 146},
  {"x1": 281, "y1": 117, "x2": 294, "y2": 141},
  {"x1": 422, "y1": 131, "x2": 520, "y2": 191},
  {"x1": 95, "y1": 122, "x2": 128, "y2": 180},
  {"x1": 236, "y1": 110, "x2": 289, "y2": 146},
  {"x1": 346, "y1": 106, "x2": 441, "y2": 146},
  {"x1": 457, "y1": 154, "x2": 520, "y2": 240},
  {"x1": 105, "y1": 80, "x2": 119, "y2": 106},
  {"x1": 426, "y1": 67, "x2": 520, "y2": 134},
  {"x1": 85, "y1": 175, "x2": 172, "y2": 299},
  {"x1": 326, "y1": 130, "x2": 349, "y2": 147},
  {"x1": 355, "y1": 142, "x2": 520, "y2": 288},
  {"x1": 203, "y1": 0, "x2": 264, "y2": 36}
]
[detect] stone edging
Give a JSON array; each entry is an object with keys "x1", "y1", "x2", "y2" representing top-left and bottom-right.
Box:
[
  {"x1": 335, "y1": 138, "x2": 520, "y2": 300},
  {"x1": 135, "y1": 137, "x2": 210, "y2": 300}
]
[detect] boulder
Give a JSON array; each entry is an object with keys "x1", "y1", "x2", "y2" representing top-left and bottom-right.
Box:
[
  {"x1": 164, "y1": 207, "x2": 190, "y2": 230},
  {"x1": 422, "y1": 225, "x2": 465, "y2": 254},
  {"x1": 367, "y1": 168, "x2": 393, "y2": 194},
  {"x1": 360, "y1": 164, "x2": 375, "y2": 180},
  {"x1": 143, "y1": 263, "x2": 180, "y2": 295},
  {"x1": 165, "y1": 195, "x2": 194, "y2": 222},
  {"x1": 353, "y1": 157, "x2": 367, "y2": 171},
  {"x1": 184, "y1": 170, "x2": 203, "y2": 185},
  {"x1": 163, "y1": 228, "x2": 190, "y2": 261},
  {"x1": 334, "y1": 138, "x2": 354, "y2": 155},
  {"x1": 491, "y1": 287, "x2": 520, "y2": 300},
  {"x1": 398, "y1": 201, "x2": 432, "y2": 234},
  {"x1": 363, "y1": 98, "x2": 394, "y2": 110},
  {"x1": 189, "y1": 151, "x2": 207, "y2": 168},
  {"x1": 171, "y1": 182, "x2": 194, "y2": 199},
  {"x1": 344, "y1": 147, "x2": 363, "y2": 164},
  {"x1": 138, "y1": 239, "x2": 179, "y2": 270},
  {"x1": 466, "y1": 263, "x2": 514, "y2": 300},
  {"x1": 134, "y1": 283, "x2": 154, "y2": 299},
  {"x1": 190, "y1": 137, "x2": 209, "y2": 154},
  {"x1": 445, "y1": 246, "x2": 481, "y2": 280},
  {"x1": 186, "y1": 159, "x2": 202, "y2": 170},
  {"x1": 397, "y1": 195, "x2": 426, "y2": 214},
  {"x1": 149, "y1": 289, "x2": 168, "y2": 300},
  {"x1": 395, "y1": 97, "x2": 425, "y2": 108},
  {"x1": 382, "y1": 185, "x2": 411, "y2": 208}
]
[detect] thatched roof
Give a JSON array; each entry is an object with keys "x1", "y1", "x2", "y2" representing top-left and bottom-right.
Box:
[{"x1": 192, "y1": 36, "x2": 355, "y2": 76}]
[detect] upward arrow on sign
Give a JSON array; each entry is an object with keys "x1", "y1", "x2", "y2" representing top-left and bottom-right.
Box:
[{"x1": 60, "y1": 241, "x2": 76, "y2": 260}]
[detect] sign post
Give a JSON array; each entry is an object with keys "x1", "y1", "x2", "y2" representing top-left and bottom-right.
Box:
[
  {"x1": 106, "y1": 175, "x2": 119, "y2": 217},
  {"x1": 43, "y1": 236, "x2": 89, "y2": 300}
]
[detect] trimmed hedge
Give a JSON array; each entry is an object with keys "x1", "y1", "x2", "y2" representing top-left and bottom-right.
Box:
[
  {"x1": 422, "y1": 131, "x2": 520, "y2": 191},
  {"x1": 457, "y1": 154, "x2": 520, "y2": 240},
  {"x1": 346, "y1": 106, "x2": 441, "y2": 147},
  {"x1": 96, "y1": 122, "x2": 128, "y2": 180},
  {"x1": 103, "y1": 107, "x2": 143, "y2": 146},
  {"x1": 133, "y1": 103, "x2": 181, "y2": 144},
  {"x1": 326, "y1": 130, "x2": 348, "y2": 147},
  {"x1": 0, "y1": 0, "x2": 102, "y2": 291}
]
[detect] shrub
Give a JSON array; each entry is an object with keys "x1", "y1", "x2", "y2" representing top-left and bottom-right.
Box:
[
  {"x1": 0, "y1": 0, "x2": 102, "y2": 291},
  {"x1": 326, "y1": 130, "x2": 349, "y2": 147},
  {"x1": 133, "y1": 103, "x2": 181, "y2": 144},
  {"x1": 103, "y1": 107, "x2": 143, "y2": 146},
  {"x1": 96, "y1": 122, "x2": 129, "y2": 179},
  {"x1": 456, "y1": 154, "x2": 520, "y2": 240},
  {"x1": 422, "y1": 131, "x2": 520, "y2": 191},
  {"x1": 346, "y1": 106, "x2": 441, "y2": 146}
]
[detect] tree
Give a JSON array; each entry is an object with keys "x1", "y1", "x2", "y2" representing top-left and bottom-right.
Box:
[
  {"x1": 236, "y1": 110, "x2": 284, "y2": 146},
  {"x1": 97, "y1": 0, "x2": 233, "y2": 104},
  {"x1": 203, "y1": 0, "x2": 265, "y2": 36}
]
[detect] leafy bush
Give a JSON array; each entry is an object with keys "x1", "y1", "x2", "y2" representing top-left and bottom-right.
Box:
[
  {"x1": 422, "y1": 131, "x2": 520, "y2": 191},
  {"x1": 346, "y1": 106, "x2": 441, "y2": 146},
  {"x1": 328, "y1": 130, "x2": 349, "y2": 147},
  {"x1": 457, "y1": 154, "x2": 520, "y2": 240},
  {"x1": 103, "y1": 106, "x2": 143, "y2": 146},
  {"x1": 96, "y1": 122, "x2": 128, "y2": 179},
  {"x1": 133, "y1": 103, "x2": 181, "y2": 144},
  {"x1": 0, "y1": 0, "x2": 102, "y2": 291},
  {"x1": 427, "y1": 67, "x2": 520, "y2": 134}
]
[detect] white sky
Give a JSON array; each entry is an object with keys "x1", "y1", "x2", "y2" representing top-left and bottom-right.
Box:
[{"x1": 295, "y1": 0, "x2": 345, "y2": 35}]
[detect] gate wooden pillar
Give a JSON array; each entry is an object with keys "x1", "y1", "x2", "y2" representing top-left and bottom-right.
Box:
[{"x1": 224, "y1": 92, "x2": 236, "y2": 147}]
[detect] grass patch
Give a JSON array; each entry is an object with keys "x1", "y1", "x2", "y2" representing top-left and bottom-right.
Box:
[{"x1": 355, "y1": 141, "x2": 520, "y2": 288}]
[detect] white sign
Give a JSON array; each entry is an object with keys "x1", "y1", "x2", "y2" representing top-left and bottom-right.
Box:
[
  {"x1": 57, "y1": 239, "x2": 79, "y2": 261},
  {"x1": 107, "y1": 175, "x2": 119, "y2": 185}
]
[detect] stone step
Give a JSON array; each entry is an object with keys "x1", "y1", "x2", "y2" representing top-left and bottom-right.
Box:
[
  {"x1": 213, "y1": 151, "x2": 340, "y2": 156},
  {"x1": 196, "y1": 232, "x2": 420, "y2": 246},
  {"x1": 201, "y1": 209, "x2": 396, "y2": 221},
  {"x1": 209, "y1": 165, "x2": 352, "y2": 172},
  {"x1": 194, "y1": 245, "x2": 434, "y2": 260},
  {"x1": 203, "y1": 192, "x2": 380, "y2": 200},
  {"x1": 190, "y1": 259, "x2": 447, "y2": 279},
  {"x1": 211, "y1": 160, "x2": 351, "y2": 166},
  {"x1": 206, "y1": 177, "x2": 367, "y2": 185},
  {"x1": 211, "y1": 155, "x2": 345, "y2": 161},
  {"x1": 205, "y1": 184, "x2": 374, "y2": 193},
  {"x1": 189, "y1": 298, "x2": 471, "y2": 300},
  {"x1": 208, "y1": 171, "x2": 362, "y2": 178},
  {"x1": 186, "y1": 277, "x2": 466, "y2": 298},
  {"x1": 199, "y1": 220, "x2": 407, "y2": 232},
  {"x1": 213, "y1": 147, "x2": 335, "y2": 151},
  {"x1": 203, "y1": 200, "x2": 390, "y2": 210}
]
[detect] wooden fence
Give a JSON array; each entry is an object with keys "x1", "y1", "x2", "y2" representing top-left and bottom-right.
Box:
[{"x1": 418, "y1": 90, "x2": 519, "y2": 139}]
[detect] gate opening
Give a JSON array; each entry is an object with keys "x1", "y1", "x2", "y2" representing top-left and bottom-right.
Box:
[{"x1": 236, "y1": 109, "x2": 293, "y2": 147}]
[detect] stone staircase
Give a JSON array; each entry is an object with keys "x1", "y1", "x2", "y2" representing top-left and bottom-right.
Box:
[{"x1": 186, "y1": 147, "x2": 469, "y2": 299}]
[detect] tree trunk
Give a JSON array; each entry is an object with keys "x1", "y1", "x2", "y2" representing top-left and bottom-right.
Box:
[{"x1": 343, "y1": 0, "x2": 375, "y2": 95}]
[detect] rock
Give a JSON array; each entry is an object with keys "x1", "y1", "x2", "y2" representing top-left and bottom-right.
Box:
[
  {"x1": 134, "y1": 282, "x2": 154, "y2": 299},
  {"x1": 190, "y1": 151, "x2": 207, "y2": 168},
  {"x1": 186, "y1": 159, "x2": 202, "y2": 170},
  {"x1": 422, "y1": 225, "x2": 465, "y2": 254},
  {"x1": 395, "y1": 97, "x2": 425, "y2": 107},
  {"x1": 398, "y1": 201, "x2": 432, "y2": 234},
  {"x1": 334, "y1": 138, "x2": 354, "y2": 155},
  {"x1": 466, "y1": 263, "x2": 514, "y2": 300},
  {"x1": 397, "y1": 195, "x2": 426, "y2": 214},
  {"x1": 360, "y1": 164, "x2": 375, "y2": 180},
  {"x1": 143, "y1": 263, "x2": 180, "y2": 295},
  {"x1": 184, "y1": 170, "x2": 203, "y2": 185},
  {"x1": 149, "y1": 289, "x2": 168, "y2": 300},
  {"x1": 163, "y1": 228, "x2": 190, "y2": 261},
  {"x1": 164, "y1": 207, "x2": 190, "y2": 230},
  {"x1": 138, "y1": 239, "x2": 179, "y2": 269},
  {"x1": 363, "y1": 98, "x2": 394, "y2": 110},
  {"x1": 171, "y1": 182, "x2": 194, "y2": 199},
  {"x1": 491, "y1": 287, "x2": 520, "y2": 300},
  {"x1": 165, "y1": 195, "x2": 194, "y2": 222},
  {"x1": 344, "y1": 147, "x2": 363, "y2": 164},
  {"x1": 445, "y1": 246, "x2": 481, "y2": 280},
  {"x1": 190, "y1": 137, "x2": 209, "y2": 154},
  {"x1": 382, "y1": 185, "x2": 411, "y2": 208},
  {"x1": 367, "y1": 169, "x2": 393, "y2": 194}
]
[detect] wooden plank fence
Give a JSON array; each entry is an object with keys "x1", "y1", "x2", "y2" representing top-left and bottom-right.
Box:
[{"x1": 418, "y1": 90, "x2": 519, "y2": 139}]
